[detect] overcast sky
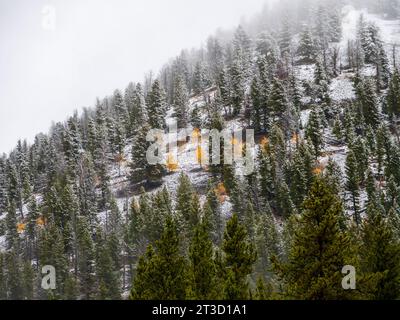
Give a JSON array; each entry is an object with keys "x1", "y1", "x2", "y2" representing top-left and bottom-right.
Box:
[{"x1": 0, "y1": 0, "x2": 270, "y2": 154}]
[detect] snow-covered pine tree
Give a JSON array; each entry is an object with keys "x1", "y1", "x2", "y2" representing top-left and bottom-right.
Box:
[
  {"x1": 147, "y1": 80, "x2": 167, "y2": 130},
  {"x1": 297, "y1": 25, "x2": 315, "y2": 64},
  {"x1": 173, "y1": 75, "x2": 189, "y2": 128},
  {"x1": 345, "y1": 150, "x2": 361, "y2": 225}
]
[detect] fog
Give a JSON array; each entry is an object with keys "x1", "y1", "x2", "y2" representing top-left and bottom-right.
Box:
[{"x1": 0, "y1": 0, "x2": 272, "y2": 153}]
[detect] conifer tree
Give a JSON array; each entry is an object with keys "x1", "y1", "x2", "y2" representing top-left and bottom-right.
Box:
[
  {"x1": 297, "y1": 26, "x2": 315, "y2": 63},
  {"x1": 272, "y1": 177, "x2": 356, "y2": 300},
  {"x1": 314, "y1": 57, "x2": 331, "y2": 104},
  {"x1": 192, "y1": 61, "x2": 211, "y2": 96},
  {"x1": 76, "y1": 216, "x2": 96, "y2": 299},
  {"x1": 306, "y1": 107, "x2": 324, "y2": 159},
  {"x1": 345, "y1": 150, "x2": 361, "y2": 225},
  {"x1": 95, "y1": 231, "x2": 121, "y2": 300},
  {"x1": 356, "y1": 79, "x2": 380, "y2": 129},
  {"x1": 38, "y1": 223, "x2": 69, "y2": 299},
  {"x1": 147, "y1": 80, "x2": 166, "y2": 129},
  {"x1": 5, "y1": 200, "x2": 19, "y2": 251},
  {"x1": 0, "y1": 254, "x2": 6, "y2": 300},
  {"x1": 187, "y1": 222, "x2": 219, "y2": 299},
  {"x1": 268, "y1": 78, "x2": 288, "y2": 125},
  {"x1": 173, "y1": 75, "x2": 189, "y2": 128},
  {"x1": 5, "y1": 250, "x2": 23, "y2": 300},
  {"x1": 175, "y1": 174, "x2": 199, "y2": 239},
  {"x1": 279, "y1": 18, "x2": 292, "y2": 56},
  {"x1": 22, "y1": 261, "x2": 35, "y2": 300},
  {"x1": 229, "y1": 56, "x2": 246, "y2": 116},
  {"x1": 113, "y1": 89, "x2": 128, "y2": 134},
  {"x1": 203, "y1": 182, "x2": 223, "y2": 246},
  {"x1": 361, "y1": 203, "x2": 400, "y2": 300},
  {"x1": 386, "y1": 69, "x2": 400, "y2": 119},
  {"x1": 130, "y1": 216, "x2": 188, "y2": 300},
  {"x1": 250, "y1": 76, "x2": 263, "y2": 133},
  {"x1": 254, "y1": 204, "x2": 280, "y2": 278},
  {"x1": 222, "y1": 214, "x2": 257, "y2": 300}
]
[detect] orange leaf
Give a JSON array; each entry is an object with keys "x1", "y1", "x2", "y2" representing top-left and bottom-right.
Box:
[{"x1": 17, "y1": 223, "x2": 26, "y2": 234}]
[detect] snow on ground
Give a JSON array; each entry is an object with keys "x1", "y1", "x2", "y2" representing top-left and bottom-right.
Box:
[
  {"x1": 330, "y1": 74, "x2": 356, "y2": 101},
  {"x1": 300, "y1": 109, "x2": 311, "y2": 128},
  {"x1": 340, "y1": 5, "x2": 400, "y2": 65},
  {"x1": 0, "y1": 235, "x2": 5, "y2": 253}
]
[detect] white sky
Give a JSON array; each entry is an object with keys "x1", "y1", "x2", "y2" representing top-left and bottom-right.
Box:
[{"x1": 0, "y1": 0, "x2": 269, "y2": 154}]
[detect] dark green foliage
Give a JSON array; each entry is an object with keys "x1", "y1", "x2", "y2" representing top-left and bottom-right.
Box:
[
  {"x1": 273, "y1": 177, "x2": 355, "y2": 300},
  {"x1": 222, "y1": 214, "x2": 257, "y2": 299},
  {"x1": 130, "y1": 217, "x2": 188, "y2": 300}
]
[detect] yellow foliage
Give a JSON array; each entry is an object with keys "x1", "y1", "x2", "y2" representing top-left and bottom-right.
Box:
[
  {"x1": 17, "y1": 223, "x2": 26, "y2": 234},
  {"x1": 291, "y1": 133, "x2": 300, "y2": 144},
  {"x1": 313, "y1": 163, "x2": 325, "y2": 175},
  {"x1": 196, "y1": 146, "x2": 206, "y2": 165},
  {"x1": 166, "y1": 153, "x2": 179, "y2": 172},
  {"x1": 215, "y1": 182, "x2": 227, "y2": 203},
  {"x1": 231, "y1": 137, "x2": 239, "y2": 145},
  {"x1": 192, "y1": 128, "x2": 201, "y2": 139},
  {"x1": 36, "y1": 216, "x2": 46, "y2": 227},
  {"x1": 234, "y1": 142, "x2": 244, "y2": 157},
  {"x1": 260, "y1": 136, "x2": 269, "y2": 147}
]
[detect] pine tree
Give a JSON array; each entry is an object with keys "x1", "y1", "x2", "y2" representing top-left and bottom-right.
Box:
[
  {"x1": 38, "y1": 222, "x2": 69, "y2": 299},
  {"x1": 5, "y1": 250, "x2": 23, "y2": 300},
  {"x1": 279, "y1": 18, "x2": 292, "y2": 56},
  {"x1": 297, "y1": 26, "x2": 315, "y2": 63},
  {"x1": 130, "y1": 216, "x2": 188, "y2": 300},
  {"x1": 192, "y1": 61, "x2": 211, "y2": 95},
  {"x1": 222, "y1": 214, "x2": 257, "y2": 300},
  {"x1": 268, "y1": 78, "x2": 288, "y2": 125},
  {"x1": 329, "y1": 9, "x2": 342, "y2": 42},
  {"x1": 113, "y1": 89, "x2": 128, "y2": 134},
  {"x1": 254, "y1": 204, "x2": 280, "y2": 279},
  {"x1": 250, "y1": 76, "x2": 263, "y2": 134},
  {"x1": 175, "y1": 174, "x2": 198, "y2": 239},
  {"x1": 0, "y1": 157, "x2": 7, "y2": 215},
  {"x1": 325, "y1": 158, "x2": 343, "y2": 196},
  {"x1": 22, "y1": 261, "x2": 35, "y2": 300},
  {"x1": 63, "y1": 116, "x2": 82, "y2": 175},
  {"x1": 272, "y1": 177, "x2": 356, "y2": 300},
  {"x1": 86, "y1": 117, "x2": 97, "y2": 156},
  {"x1": 147, "y1": 80, "x2": 166, "y2": 129},
  {"x1": 129, "y1": 124, "x2": 150, "y2": 185},
  {"x1": 187, "y1": 222, "x2": 219, "y2": 299},
  {"x1": 229, "y1": 55, "x2": 246, "y2": 116},
  {"x1": 232, "y1": 25, "x2": 253, "y2": 80},
  {"x1": 203, "y1": 182, "x2": 223, "y2": 246},
  {"x1": 5, "y1": 200, "x2": 19, "y2": 251},
  {"x1": 76, "y1": 216, "x2": 96, "y2": 299},
  {"x1": 314, "y1": 57, "x2": 331, "y2": 104},
  {"x1": 345, "y1": 150, "x2": 361, "y2": 225},
  {"x1": 306, "y1": 107, "x2": 324, "y2": 159},
  {"x1": 361, "y1": 203, "x2": 400, "y2": 299},
  {"x1": 0, "y1": 253, "x2": 6, "y2": 300},
  {"x1": 95, "y1": 231, "x2": 121, "y2": 300},
  {"x1": 356, "y1": 79, "x2": 380, "y2": 129},
  {"x1": 147, "y1": 188, "x2": 172, "y2": 243},
  {"x1": 386, "y1": 69, "x2": 400, "y2": 119},
  {"x1": 173, "y1": 75, "x2": 189, "y2": 128}
]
